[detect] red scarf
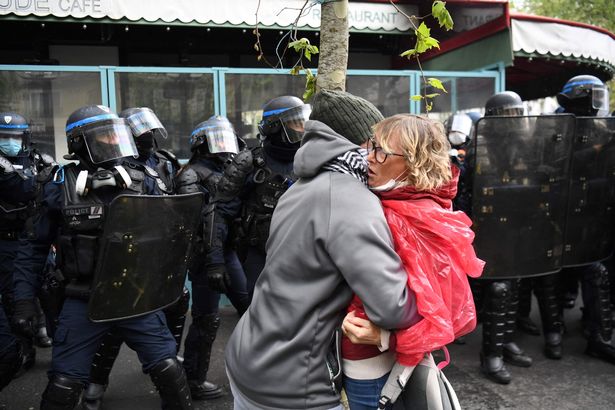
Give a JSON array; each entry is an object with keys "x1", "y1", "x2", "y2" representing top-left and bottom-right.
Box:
[{"x1": 345, "y1": 167, "x2": 485, "y2": 366}]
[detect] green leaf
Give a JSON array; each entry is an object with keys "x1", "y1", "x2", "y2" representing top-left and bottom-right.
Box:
[
  {"x1": 427, "y1": 77, "x2": 448, "y2": 93},
  {"x1": 410, "y1": 95, "x2": 424, "y2": 101},
  {"x1": 426, "y1": 101, "x2": 434, "y2": 112},
  {"x1": 439, "y1": 9, "x2": 454, "y2": 30},
  {"x1": 308, "y1": 45, "x2": 319, "y2": 54},
  {"x1": 424, "y1": 93, "x2": 440, "y2": 99},
  {"x1": 303, "y1": 70, "x2": 317, "y2": 102},
  {"x1": 432, "y1": 1, "x2": 446, "y2": 17},
  {"x1": 305, "y1": 50, "x2": 312, "y2": 61},
  {"x1": 290, "y1": 66, "x2": 301, "y2": 76},
  {"x1": 416, "y1": 21, "x2": 431, "y2": 39},
  {"x1": 400, "y1": 48, "x2": 417, "y2": 58},
  {"x1": 424, "y1": 36, "x2": 440, "y2": 49}
]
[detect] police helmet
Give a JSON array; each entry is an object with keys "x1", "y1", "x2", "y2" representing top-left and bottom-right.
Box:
[
  {"x1": 485, "y1": 91, "x2": 525, "y2": 117},
  {"x1": 556, "y1": 75, "x2": 609, "y2": 116},
  {"x1": 446, "y1": 113, "x2": 474, "y2": 147},
  {"x1": 190, "y1": 115, "x2": 239, "y2": 155},
  {"x1": 119, "y1": 107, "x2": 168, "y2": 140},
  {"x1": 0, "y1": 112, "x2": 30, "y2": 157},
  {"x1": 258, "y1": 95, "x2": 311, "y2": 145},
  {"x1": 65, "y1": 105, "x2": 137, "y2": 165}
]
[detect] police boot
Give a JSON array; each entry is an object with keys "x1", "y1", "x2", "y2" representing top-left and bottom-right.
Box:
[
  {"x1": 149, "y1": 358, "x2": 192, "y2": 410},
  {"x1": 516, "y1": 278, "x2": 540, "y2": 336},
  {"x1": 535, "y1": 274, "x2": 563, "y2": 359},
  {"x1": 582, "y1": 263, "x2": 615, "y2": 364},
  {"x1": 184, "y1": 313, "x2": 223, "y2": 400},
  {"x1": 0, "y1": 343, "x2": 22, "y2": 391},
  {"x1": 480, "y1": 281, "x2": 511, "y2": 384},
  {"x1": 83, "y1": 330, "x2": 123, "y2": 410},
  {"x1": 13, "y1": 337, "x2": 35, "y2": 378},
  {"x1": 503, "y1": 280, "x2": 532, "y2": 367},
  {"x1": 40, "y1": 375, "x2": 83, "y2": 410},
  {"x1": 163, "y1": 288, "x2": 190, "y2": 358}
]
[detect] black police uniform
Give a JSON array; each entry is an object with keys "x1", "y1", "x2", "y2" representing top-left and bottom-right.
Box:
[
  {"x1": 85, "y1": 107, "x2": 191, "y2": 409},
  {"x1": 175, "y1": 116, "x2": 249, "y2": 400},
  {"x1": 11, "y1": 105, "x2": 192, "y2": 409}
]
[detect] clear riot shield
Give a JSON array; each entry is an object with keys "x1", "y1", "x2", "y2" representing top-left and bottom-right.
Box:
[
  {"x1": 471, "y1": 115, "x2": 575, "y2": 279},
  {"x1": 88, "y1": 193, "x2": 203, "y2": 322},
  {"x1": 563, "y1": 117, "x2": 615, "y2": 266}
]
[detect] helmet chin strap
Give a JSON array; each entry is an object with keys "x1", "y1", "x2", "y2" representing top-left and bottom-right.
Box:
[{"x1": 75, "y1": 165, "x2": 132, "y2": 196}]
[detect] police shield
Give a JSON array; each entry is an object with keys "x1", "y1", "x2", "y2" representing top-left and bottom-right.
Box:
[
  {"x1": 471, "y1": 115, "x2": 575, "y2": 279},
  {"x1": 563, "y1": 117, "x2": 615, "y2": 266},
  {"x1": 88, "y1": 193, "x2": 203, "y2": 322}
]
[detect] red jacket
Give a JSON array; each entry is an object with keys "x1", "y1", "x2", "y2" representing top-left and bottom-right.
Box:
[{"x1": 342, "y1": 168, "x2": 484, "y2": 366}]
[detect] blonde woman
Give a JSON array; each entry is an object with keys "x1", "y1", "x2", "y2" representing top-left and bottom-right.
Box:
[{"x1": 341, "y1": 114, "x2": 484, "y2": 409}]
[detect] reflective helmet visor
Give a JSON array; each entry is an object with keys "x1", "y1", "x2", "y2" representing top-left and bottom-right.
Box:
[
  {"x1": 490, "y1": 106, "x2": 525, "y2": 116},
  {"x1": 82, "y1": 120, "x2": 138, "y2": 164},
  {"x1": 279, "y1": 104, "x2": 311, "y2": 143},
  {"x1": 592, "y1": 85, "x2": 609, "y2": 115},
  {"x1": 125, "y1": 109, "x2": 168, "y2": 139},
  {"x1": 191, "y1": 125, "x2": 238, "y2": 155},
  {"x1": 450, "y1": 114, "x2": 473, "y2": 136}
]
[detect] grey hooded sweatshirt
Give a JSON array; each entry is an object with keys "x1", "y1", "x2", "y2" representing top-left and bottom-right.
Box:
[{"x1": 225, "y1": 120, "x2": 418, "y2": 409}]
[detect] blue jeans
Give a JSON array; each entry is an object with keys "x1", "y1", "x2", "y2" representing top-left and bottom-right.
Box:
[{"x1": 344, "y1": 373, "x2": 389, "y2": 410}]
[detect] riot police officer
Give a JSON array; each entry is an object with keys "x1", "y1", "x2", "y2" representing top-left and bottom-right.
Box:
[
  {"x1": 472, "y1": 92, "x2": 533, "y2": 384},
  {"x1": 175, "y1": 115, "x2": 250, "y2": 400},
  {"x1": 83, "y1": 107, "x2": 191, "y2": 409},
  {"x1": 0, "y1": 112, "x2": 55, "y2": 378},
  {"x1": 237, "y1": 95, "x2": 311, "y2": 299},
  {"x1": 556, "y1": 75, "x2": 615, "y2": 363},
  {"x1": 11, "y1": 105, "x2": 192, "y2": 409}
]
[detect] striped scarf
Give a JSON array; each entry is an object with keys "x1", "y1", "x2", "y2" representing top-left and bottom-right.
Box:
[{"x1": 322, "y1": 148, "x2": 368, "y2": 186}]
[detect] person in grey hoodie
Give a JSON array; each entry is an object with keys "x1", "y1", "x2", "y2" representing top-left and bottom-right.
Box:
[{"x1": 225, "y1": 90, "x2": 420, "y2": 410}]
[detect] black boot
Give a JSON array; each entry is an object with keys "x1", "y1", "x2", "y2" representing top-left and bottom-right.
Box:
[
  {"x1": 163, "y1": 288, "x2": 190, "y2": 356},
  {"x1": 35, "y1": 300, "x2": 52, "y2": 348},
  {"x1": 149, "y1": 358, "x2": 192, "y2": 410},
  {"x1": 40, "y1": 375, "x2": 83, "y2": 410},
  {"x1": 480, "y1": 281, "x2": 511, "y2": 384},
  {"x1": 14, "y1": 337, "x2": 35, "y2": 378},
  {"x1": 503, "y1": 342, "x2": 533, "y2": 367},
  {"x1": 0, "y1": 342, "x2": 22, "y2": 391},
  {"x1": 83, "y1": 329, "x2": 123, "y2": 409},
  {"x1": 582, "y1": 263, "x2": 615, "y2": 365},
  {"x1": 183, "y1": 313, "x2": 223, "y2": 400},
  {"x1": 535, "y1": 274, "x2": 564, "y2": 359}
]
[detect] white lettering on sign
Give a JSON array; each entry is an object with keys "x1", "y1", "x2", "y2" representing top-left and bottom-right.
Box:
[{"x1": 0, "y1": 0, "x2": 418, "y2": 32}]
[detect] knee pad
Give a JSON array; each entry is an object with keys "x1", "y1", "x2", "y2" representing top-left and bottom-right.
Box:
[
  {"x1": 586, "y1": 263, "x2": 610, "y2": 288},
  {"x1": 41, "y1": 375, "x2": 83, "y2": 410},
  {"x1": 488, "y1": 281, "x2": 509, "y2": 299}
]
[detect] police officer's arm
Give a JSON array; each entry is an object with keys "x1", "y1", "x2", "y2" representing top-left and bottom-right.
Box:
[
  {"x1": 13, "y1": 181, "x2": 61, "y2": 301},
  {"x1": 0, "y1": 156, "x2": 38, "y2": 204},
  {"x1": 327, "y1": 180, "x2": 420, "y2": 331}
]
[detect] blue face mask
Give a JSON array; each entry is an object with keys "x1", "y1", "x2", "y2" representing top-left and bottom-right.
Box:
[{"x1": 0, "y1": 137, "x2": 22, "y2": 156}]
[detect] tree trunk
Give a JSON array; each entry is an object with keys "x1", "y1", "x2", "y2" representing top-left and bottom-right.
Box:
[{"x1": 316, "y1": 0, "x2": 348, "y2": 92}]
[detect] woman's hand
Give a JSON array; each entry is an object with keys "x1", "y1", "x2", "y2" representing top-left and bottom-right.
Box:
[{"x1": 342, "y1": 310, "x2": 382, "y2": 346}]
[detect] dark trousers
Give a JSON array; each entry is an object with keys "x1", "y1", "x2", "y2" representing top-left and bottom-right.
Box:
[
  {"x1": 0, "y1": 305, "x2": 16, "y2": 355},
  {"x1": 242, "y1": 246, "x2": 266, "y2": 301},
  {"x1": 51, "y1": 298, "x2": 176, "y2": 383},
  {"x1": 190, "y1": 249, "x2": 249, "y2": 316},
  {"x1": 0, "y1": 240, "x2": 19, "y2": 313}
]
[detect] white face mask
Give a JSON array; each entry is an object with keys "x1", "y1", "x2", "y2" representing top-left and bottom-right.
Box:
[
  {"x1": 448, "y1": 131, "x2": 467, "y2": 146},
  {"x1": 369, "y1": 168, "x2": 408, "y2": 192}
]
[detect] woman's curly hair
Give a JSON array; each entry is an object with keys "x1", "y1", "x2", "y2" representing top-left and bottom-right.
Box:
[{"x1": 374, "y1": 113, "x2": 452, "y2": 191}]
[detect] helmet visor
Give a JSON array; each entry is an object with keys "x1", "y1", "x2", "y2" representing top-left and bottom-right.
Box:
[
  {"x1": 279, "y1": 104, "x2": 311, "y2": 143},
  {"x1": 450, "y1": 114, "x2": 473, "y2": 136},
  {"x1": 490, "y1": 106, "x2": 525, "y2": 116},
  {"x1": 125, "y1": 109, "x2": 168, "y2": 139},
  {"x1": 83, "y1": 120, "x2": 138, "y2": 164},
  {"x1": 592, "y1": 85, "x2": 609, "y2": 115},
  {"x1": 191, "y1": 125, "x2": 239, "y2": 155}
]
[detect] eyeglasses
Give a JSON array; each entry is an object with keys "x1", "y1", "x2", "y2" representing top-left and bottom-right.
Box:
[{"x1": 366, "y1": 137, "x2": 405, "y2": 164}]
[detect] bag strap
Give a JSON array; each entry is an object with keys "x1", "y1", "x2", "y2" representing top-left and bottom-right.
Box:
[
  {"x1": 377, "y1": 362, "x2": 416, "y2": 410},
  {"x1": 437, "y1": 346, "x2": 451, "y2": 370}
]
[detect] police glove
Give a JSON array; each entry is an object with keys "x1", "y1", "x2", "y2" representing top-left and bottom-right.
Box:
[
  {"x1": 12, "y1": 299, "x2": 37, "y2": 337},
  {"x1": 207, "y1": 264, "x2": 231, "y2": 294}
]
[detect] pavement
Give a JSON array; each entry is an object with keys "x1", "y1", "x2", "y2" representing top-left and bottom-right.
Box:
[{"x1": 2, "y1": 298, "x2": 615, "y2": 410}]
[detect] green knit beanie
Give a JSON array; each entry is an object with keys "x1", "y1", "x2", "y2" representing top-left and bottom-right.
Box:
[{"x1": 309, "y1": 90, "x2": 384, "y2": 145}]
